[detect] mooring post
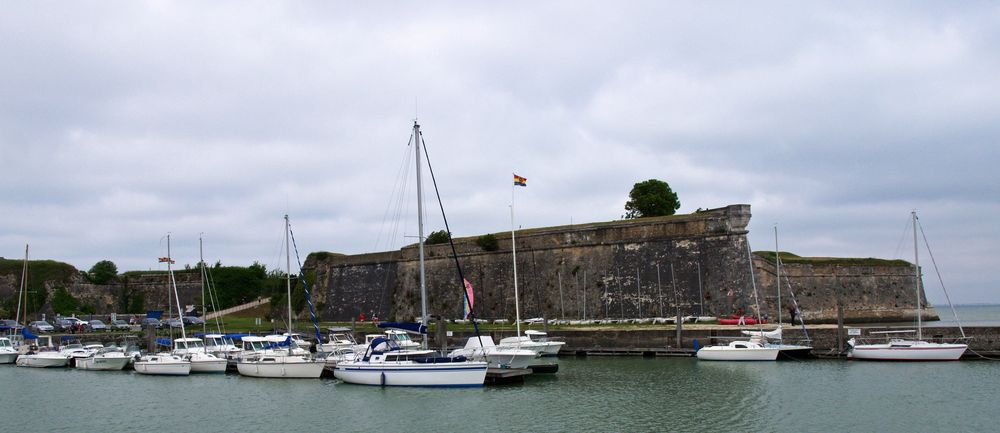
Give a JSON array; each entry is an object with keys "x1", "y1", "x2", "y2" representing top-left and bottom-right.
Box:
[
  {"x1": 837, "y1": 300, "x2": 845, "y2": 354},
  {"x1": 543, "y1": 316, "x2": 549, "y2": 333},
  {"x1": 146, "y1": 325, "x2": 155, "y2": 353}
]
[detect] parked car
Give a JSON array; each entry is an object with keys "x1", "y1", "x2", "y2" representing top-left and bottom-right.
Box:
[
  {"x1": 164, "y1": 319, "x2": 183, "y2": 329},
  {"x1": 110, "y1": 319, "x2": 132, "y2": 330},
  {"x1": 62, "y1": 317, "x2": 89, "y2": 328},
  {"x1": 29, "y1": 321, "x2": 54, "y2": 333},
  {"x1": 86, "y1": 319, "x2": 108, "y2": 332},
  {"x1": 53, "y1": 318, "x2": 74, "y2": 332},
  {"x1": 140, "y1": 318, "x2": 162, "y2": 329},
  {"x1": 0, "y1": 319, "x2": 22, "y2": 332},
  {"x1": 182, "y1": 316, "x2": 205, "y2": 325}
]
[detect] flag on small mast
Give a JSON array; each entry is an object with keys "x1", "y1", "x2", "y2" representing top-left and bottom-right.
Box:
[
  {"x1": 463, "y1": 278, "x2": 475, "y2": 319},
  {"x1": 513, "y1": 174, "x2": 527, "y2": 187},
  {"x1": 158, "y1": 257, "x2": 175, "y2": 264}
]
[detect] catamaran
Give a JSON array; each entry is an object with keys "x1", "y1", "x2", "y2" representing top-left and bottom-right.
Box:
[
  {"x1": 848, "y1": 211, "x2": 968, "y2": 361},
  {"x1": 334, "y1": 121, "x2": 488, "y2": 387}
]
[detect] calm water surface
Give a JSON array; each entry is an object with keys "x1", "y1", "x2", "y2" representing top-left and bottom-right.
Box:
[{"x1": 3, "y1": 356, "x2": 998, "y2": 432}]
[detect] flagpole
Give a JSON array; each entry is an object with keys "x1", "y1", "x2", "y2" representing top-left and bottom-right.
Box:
[{"x1": 511, "y1": 173, "x2": 521, "y2": 338}]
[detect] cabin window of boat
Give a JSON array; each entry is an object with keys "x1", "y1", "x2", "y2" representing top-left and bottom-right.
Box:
[
  {"x1": 735, "y1": 344, "x2": 747, "y2": 348},
  {"x1": 189, "y1": 340, "x2": 204, "y2": 348},
  {"x1": 0, "y1": 340, "x2": 10, "y2": 348}
]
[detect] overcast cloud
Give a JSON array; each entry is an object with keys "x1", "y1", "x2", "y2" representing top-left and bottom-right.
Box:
[{"x1": 1, "y1": 1, "x2": 998, "y2": 304}]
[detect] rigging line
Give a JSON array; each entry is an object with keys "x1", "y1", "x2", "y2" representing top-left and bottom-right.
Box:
[
  {"x1": 891, "y1": 215, "x2": 912, "y2": 260},
  {"x1": 374, "y1": 134, "x2": 415, "y2": 251},
  {"x1": 777, "y1": 256, "x2": 810, "y2": 340},
  {"x1": 204, "y1": 265, "x2": 224, "y2": 334},
  {"x1": 418, "y1": 130, "x2": 484, "y2": 347},
  {"x1": 916, "y1": 217, "x2": 966, "y2": 339},
  {"x1": 287, "y1": 218, "x2": 324, "y2": 344}
]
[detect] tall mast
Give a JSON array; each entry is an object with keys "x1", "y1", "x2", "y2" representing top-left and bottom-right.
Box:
[
  {"x1": 286, "y1": 215, "x2": 294, "y2": 356},
  {"x1": 913, "y1": 211, "x2": 922, "y2": 340},
  {"x1": 510, "y1": 180, "x2": 522, "y2": 337},
  {"x1": 17, "y1": 245, "x2": 27, "y2": 328},
  {"x1": 199, "y1": 234, "x2": 206, "y2": 335},
  {"x1": 167, "y1": 234, "x2": 187, "y2": 341},
  {"x1": 414, "y1": 121, "x2": 429, "y2": 349},
  {"x1": 774, "y1": 225, "x2": 783, "y2": 345}
]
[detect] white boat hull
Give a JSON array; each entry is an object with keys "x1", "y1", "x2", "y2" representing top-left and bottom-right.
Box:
[
  {"x1": 16, "y1": 353, "x2": 69, "y2": 368},
  {"x1": 334, "y1": 360, "x2": 488, "y2": 387},
  {"x1": 849, "y1": 341, "x2": 967, "y2": 361},
  {"x1": 76, "y1": 355, "x2": 131, "y2": 371},
  {"x1": 0, "y1": 352, "x2": 19, "y2": 364},
  {"x1": 538, "y1": 341, "x2": 565, "y2": 357},
  {"x1": 190, "y1": 358, "x2": 228, "y2": 373},
  {"x1": 697, "y1": 347, "x2": 779, "y2": 361},
  {"x1": 237, "y1": 358, "x2": 325, "y2": 378},
  {"x1": 134, "y1": 359, "x2": 192, "y2": 376}
]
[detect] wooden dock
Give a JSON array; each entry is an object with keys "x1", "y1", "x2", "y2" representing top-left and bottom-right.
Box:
[
  {"x1": 568, "y1": 347, "x2": 695, "y2": 357},
  {"x1": 485, "y1": 367, "x2": 532, "y2": 385}
]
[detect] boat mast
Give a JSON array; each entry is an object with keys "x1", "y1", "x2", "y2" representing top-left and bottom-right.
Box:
[
  {"x1": 167, "y1": 234, "x2": 187, "y2": 341},
  {"x1": 775, "y1": 225, "x2": 782, "y2": 345},
  {"x1": 285, "y1": 215, "x2": 294, "y2": 356},
  {"x1": 510, "y1": 178, "x2": 522, "y2": 337},
  {"x1": 414, "y1": 121, "x2": 429, "y2": 349},
  {"x1": 200, "y1": 234, "x2": 206, "y2": 335},
  {"x1": 16, "y1": 245, "x2": 27, "y2": 331},
  {"x1": 913, "y1": 211, "x2": 922, "y2": 341}
]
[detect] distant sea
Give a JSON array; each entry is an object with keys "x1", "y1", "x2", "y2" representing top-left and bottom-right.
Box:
[{"x1": 927, "y1": 304, "x2": 1000, "y2": 327}]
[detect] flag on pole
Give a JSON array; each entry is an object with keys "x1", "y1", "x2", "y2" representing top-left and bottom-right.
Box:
[
  {"x1": 158, "y1": 257, "x2": 175, "y2": 264},
  {"x1": 513, "y1": 174, "x2": 527, "y2": 187},
  {"x1": 463, "y1": 278, "x2": 475, "y2": 319}
]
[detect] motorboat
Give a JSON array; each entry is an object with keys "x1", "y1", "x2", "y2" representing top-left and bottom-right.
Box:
[
  {"x1": 134, "y1": 353, "x2": 192, "y2": 376},
  {"x1": 742, "y1": 327, "x2": 813, "y2": 360},
  {"x1": 203, "y1": 334, "x2": 243, "y2": 360},
  {"x1": 16, "y1": 350, "x2": 70, "y2": 368},
  {"x1": 524, "y1": 330, "x2": 565, "y2": 356},
  {"x1": 172, "y1": 338, "x2": 227, "y2": 373},
  {"x1": 0, "y1": 337, "x2": 18, "y2": 364},
  {"x1": 696, "y1": 338, "x2": 780, "y2": 361},
  {"x1": 76, "y1": 347, "x2": 130, "y2": 371},
  {"x1": 448, "y1": 336, "x2": 538, "y2": 369},
  {"x1": 318, "y1": 328, "x2": 356, "y2": 352}
]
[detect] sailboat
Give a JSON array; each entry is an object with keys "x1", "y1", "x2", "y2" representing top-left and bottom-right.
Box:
[
  {"x1": 461, "y1": 174, "x2": 546, "y2": 367},
  {"x1": 15, "y1": 245, "x2": 71, "y2": 368},
  {"x1": 696, "y1": 242, "x2": 779, "y2": 361},
  {"x1": 3, "y1": 246, "x2": 28, "y2": 364},
  {"x1": 171, "y1": 237, "x2": 227, "y2": 373},
  {"x1": 847, "y1": 212, "x2": 968, "y2": 361},
  {"x1": 134, "y1": 235, "x2": 192, "y2": 376},
  {"x1": 334, "y1": 120, "x2": 488, "y2": 387},
  {"x1": 749, "y1": 226, "x2": 813, "y2": 360},
  {"x1": 236, "y1": 215, "x2": 325, "y2": 378}
]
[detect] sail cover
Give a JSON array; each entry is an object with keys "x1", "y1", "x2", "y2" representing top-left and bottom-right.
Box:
[
  {"x1": 21, "y1": 327, "x2": 39, "y2": 340},
  {"x1": 377, "y1": 322, "x2": 427, "y2": 334}
]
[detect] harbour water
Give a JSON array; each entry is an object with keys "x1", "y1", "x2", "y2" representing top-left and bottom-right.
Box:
[{"x1": 3, "y1": 356, "x2": 998, "y2": 432}]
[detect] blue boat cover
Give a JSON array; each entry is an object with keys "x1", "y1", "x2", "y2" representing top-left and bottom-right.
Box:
[
  {"x1": 264, "y1": 336, "x2": 292, "y2": 349},
  {"x1": 146, "y1": 310, "x2": 164, "y2": 319},
  {"x1": 156, "y1": 338, "x2": 172, "y2": 347},
  {"x1": 377, "y1": 322, "x2": 427, "y2": 335},
  {"x1": 21, "y1": 327, "x2": 39, "y2": 340}
]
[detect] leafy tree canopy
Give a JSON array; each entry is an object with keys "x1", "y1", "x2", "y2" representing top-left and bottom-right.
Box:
[
  {"x1": 425, "y1": 230, "x2": 451, "y2": 245},
  {"x1": 88, "y1": 260, "x2": 118, "y2": 284},
  {"x1": 624, "y1": 179, "x2": 680, "y2": 218}
]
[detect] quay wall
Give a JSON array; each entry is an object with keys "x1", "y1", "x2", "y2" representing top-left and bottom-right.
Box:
[{"x1": 304, "y1": 204, "x2": 932, "y2": 324}]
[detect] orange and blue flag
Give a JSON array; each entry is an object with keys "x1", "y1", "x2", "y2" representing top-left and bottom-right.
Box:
[{"x1": 513, "y1": 174, "x2": 527, "y2": 187}]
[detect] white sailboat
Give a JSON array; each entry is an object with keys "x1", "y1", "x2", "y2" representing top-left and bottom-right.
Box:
[
  {"x1": 697, "y1": 242, "x2": 779, "y2": 361},
  {"x1": 135, "y1": 234, "x2": 192, "y2": 376},
  {"x1": 848, "y1": 212, "x2": 968, "y2": 361},
  {"x1": 494, "y1": 174, "x2": 556, "y2": 362},
  {"x1": 14, "y1": 245, "x2": 71, "y2": 368},
  {"x1": 236, "y1": 215, "x2": 324, "y2": 379},
  {"x1": 334, "y1": 121, "x2": 488, "y2": 387},
  {"x1": 758, "y1": 226, "x2": 813, "y2": 359}
]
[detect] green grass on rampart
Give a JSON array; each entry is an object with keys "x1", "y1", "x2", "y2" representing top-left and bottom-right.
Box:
[{"x1": 754, "y1": 251, "x2": 911, "y2": 267}]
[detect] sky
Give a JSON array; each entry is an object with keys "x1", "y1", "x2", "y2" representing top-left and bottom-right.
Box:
[{"x1": 1, "y1": 2, "x2": 998, "y2": 304}]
